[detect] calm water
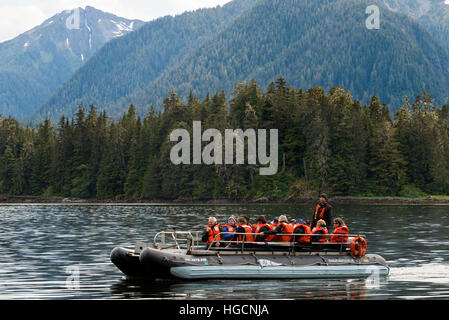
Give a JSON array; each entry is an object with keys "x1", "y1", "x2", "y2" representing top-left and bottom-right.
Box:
[{"x1": 0, "y1": 203, "x2": 448, "y2": 300}]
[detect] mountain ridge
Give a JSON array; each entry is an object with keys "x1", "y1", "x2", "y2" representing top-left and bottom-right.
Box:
[
  {"x1": 32, "y1": 0, "x2": 260, "y2": 121},
  {"x1": 0, "y1": 6, "x2": 145, "y2": 119},
  {"x1": 12, "y1": 0, "x2": 449, "y2": 121},
  {"x1": 43, "y1": 0, "x2": 449, "y2": 120}
]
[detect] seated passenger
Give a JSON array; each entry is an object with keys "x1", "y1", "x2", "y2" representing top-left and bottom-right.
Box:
[
  {"x1": 201, "y1": 217, "x2": 222, "y2": 247},
  {"x1": 311, "y1": 219, "x2": 328, "y2": 243},
  {"x1": 222, "y1": 216, "x2": 237, "y2": 241},
  {"x1": 270, "y1": 217, "x2": 279, "y2": 229},
  {"x1": 254, "y1": 215, "x2": 274, "y2": 242},
  {"x1": 260, "y1": 215, "x2": 293, "y2": 242},
  {"x1": 293, "y1": 218, "x2": 312, "y2": 244},
  {"x1": 226, "y1": 217, "x2": 255, "y2": 247},
  {"x1": 243, "y1": 216, "x2": 253, "y2": 231},
  {"x1": 330, "y1": 218, "x2": 349, "y2": 243}
]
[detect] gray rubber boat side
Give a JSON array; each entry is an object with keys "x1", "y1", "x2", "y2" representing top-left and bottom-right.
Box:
[
  {"x1": 110, "y1": 247, "x2": 157, "y2": 279},
  {"x1": 170, "y1": 264, "x2": 390, "y2": 280}
]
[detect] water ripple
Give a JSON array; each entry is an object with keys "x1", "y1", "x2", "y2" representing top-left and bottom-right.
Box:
[{"x1": 0, "y1": 204, "x2": 448, "y2": 299}]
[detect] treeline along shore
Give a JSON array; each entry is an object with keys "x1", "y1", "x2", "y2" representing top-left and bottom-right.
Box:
[{"x1": 2, "y1": 78, "x2": 449, "y2": 202}]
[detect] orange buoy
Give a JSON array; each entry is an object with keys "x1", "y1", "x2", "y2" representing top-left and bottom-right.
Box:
[{"x1": 350, "y1": 236, "x2": 367, "y2": 258}]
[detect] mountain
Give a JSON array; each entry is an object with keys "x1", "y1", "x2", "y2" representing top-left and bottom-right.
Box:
[
  {"x1": 35, "y1": 0, "x2": 449, "y2": 121},
  {"x1": 376, "y1": 0, "x2": 449, "y2": 53},
  {"x1": 33, "y1": 0, "x2": 259, "y2": 122},
  {"x1": 0, "y1": 6, "x2": 144, "y2": 119}
]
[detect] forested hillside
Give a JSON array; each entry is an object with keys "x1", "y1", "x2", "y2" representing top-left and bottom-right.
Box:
[
  {"x1": 376, "y1": 0, "x2": 449, "y2": 53},
  {"x1": 35, "y1": 0, "x2": 449, "y2": 122},
  {"x1": 2, "y1": 80, "x2": 449, "y2": 200}
]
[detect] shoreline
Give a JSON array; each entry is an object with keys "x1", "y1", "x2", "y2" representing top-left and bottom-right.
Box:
[{"x1": 2, "y1": 195, "x2": 449, "y2": 205}]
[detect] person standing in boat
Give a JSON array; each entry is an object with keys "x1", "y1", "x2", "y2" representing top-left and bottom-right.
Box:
[
  {"x1": 311, "y1": 194, "x2": 332, "y2": 229},
  {"x1": 201, "y1": 217, "x2": 222, "y2": 247}
]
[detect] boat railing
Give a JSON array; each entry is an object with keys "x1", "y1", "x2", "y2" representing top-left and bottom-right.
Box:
[
  {"x1": 207, "y1": 232, "x2": 366, "y2": 251},
  {"x1": 153, "y1": 230, "x2": 203, "y2": 250},
  {"x1": 150, "y1": 230, "x2": 366, "y2": 253}
]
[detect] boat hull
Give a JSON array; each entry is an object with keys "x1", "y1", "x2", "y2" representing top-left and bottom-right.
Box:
[
  {"x1": 110, "y1": 247, "x2": 157, "y2": 279},
  {"x1": 134, "y1": 246, "x2": 389, "y2": 280},
  {"x1": 170, "y1": 265, "x2": 389, "y2": 280}
]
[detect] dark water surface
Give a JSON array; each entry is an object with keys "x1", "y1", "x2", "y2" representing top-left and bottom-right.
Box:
[{"x1": 0, "y1": 203, "x2": 448, "y2": 300}]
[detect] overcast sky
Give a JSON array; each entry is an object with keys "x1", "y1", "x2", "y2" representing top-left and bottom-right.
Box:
[{"x1": 0, "y1": 0, "x2": 233, "y2": 42}]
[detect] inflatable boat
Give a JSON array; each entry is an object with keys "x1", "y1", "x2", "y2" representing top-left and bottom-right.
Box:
[{"x1": 110, "y1": 230, "x2": 389, "y2": 280}]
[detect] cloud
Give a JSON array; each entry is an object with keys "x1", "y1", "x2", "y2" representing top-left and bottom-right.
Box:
[
  {"x1": 0, "y1": 5, "x2": 47, "y2": 42},
  {"x1": 0, "y1": 0, "x2": 233, "y2": 42}
]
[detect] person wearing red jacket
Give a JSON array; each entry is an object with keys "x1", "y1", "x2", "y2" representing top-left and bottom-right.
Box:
[
  {"x1": 293, "y1": 219, "x2": 312, "y2": 244},
  {"x1": 330, "y1": 218, "x2": 349, "y2": 243},
  {"x1": 311, "y1": 219, "x2": 329, "y2": 243},
  {"x1": 254, "y1": 215, "x2": 274, "y2": 242},
  {"x1": 311, "y1": 194, "x2": 332, "y2": 229},
  {"x1": 226, "y1": 217, "x2": 256, "y2": 247},
  {"x1": 260, "y1": 215, "x2": 293, "y2": 242},
  {"x1": 201, "y1": 217, "x2": 222, "y2": 247}
]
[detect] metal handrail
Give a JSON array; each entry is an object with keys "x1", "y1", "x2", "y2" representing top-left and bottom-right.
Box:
[
  {"x1": 207, "y1": 232, "x2": 363, "y2": 251},
  {"x1": 151, "y1": 230, "x2": 364, "y2": 251},
  {"x1": 153, "y1": 231, "x2": 202, "y2": 249}
]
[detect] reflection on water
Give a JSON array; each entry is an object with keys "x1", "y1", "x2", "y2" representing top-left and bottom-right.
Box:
[
  {"x1": 109, "y1": 278, "x2": 375, "y2": 300},
  {"x1": 0, "y1": 203, "x2": 448, "y2": 299}
]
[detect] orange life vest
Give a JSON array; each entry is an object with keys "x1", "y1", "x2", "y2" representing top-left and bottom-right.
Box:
[
  {"x1": 255, "y1": 223, "x2": 275, "y2": 241},
  {"x1": 222, "y1": 224, "x2": 235, "y2": 241},
  {"x1": 255, "y1": 223, "x2": 271, "y2": 233},
  {"x1": 294, "y1": 224, "x2": 312, "y2": 243},
  {"x1": 206, "y1": 224, "x2": 221, "y2": 244},
  {"x1": 238, "y1": 224, "x2": 255, "y2": 242},
  {"x1": 311, "y1": 226, "x2": 328, "y2": 242},
  {"x1": 223, "y1": 224, "x2": 236, "y2": 233},
  {"x1": 314, "y1": 203, "x2": 329, "y2": 220},
  {"x1": 330, "y1": 226, "x2": 349, "y2": 243},
  {"x1": 274, "y1": 222, "x2": 293, "y2": 242}
]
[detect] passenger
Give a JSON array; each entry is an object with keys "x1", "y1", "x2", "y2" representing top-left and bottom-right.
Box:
[
  {"x1": 254, "y1": 215, "x2": 274, "y2": 242},
  {"x1": 226, "y1": 217, "x2": 255, "y2": 247},
  {"x1": 311, "y1": 219, "x2": 329, "y2": 243},
  {"x1": 243, "y1": 216, "x2": 251, "y2": 227},
  {"x1": 201, "y1": 217, "x2": 222, "y2": 247},
  {"x1": 222, "y1": 216, "x2": 237, "y2": 241},
  {"x1": 293, "y1": 218, "x2": 312, "y2": 244},
  {"x1": 290, "y1": 219, "x2": 297, "y2": 227},
  {"x1": 330, "y1": 218, "x2": 349, "y2": 243},
  {"x1": 311, "y1": 194, "x2": 332, "y2": 228},
  {"x1": 260, "y1": 215, "x2": 294, "y2": 242},
  {"x1": 270, "y1": 217, "x2": 279, "y2": 229}
]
